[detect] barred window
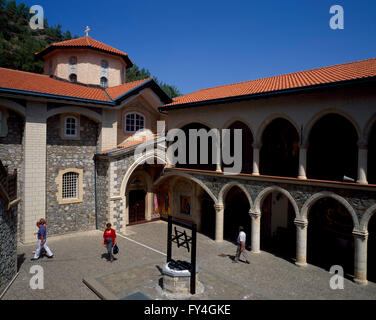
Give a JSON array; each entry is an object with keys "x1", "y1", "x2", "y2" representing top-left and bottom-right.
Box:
[
  {"x1": 125, "y1": 113, "x2": 145, "y2": 133},
  {"x1": 64, "y1": 116, "x2": 78, "y2": 137},
  {"x1": 62, "y1": 172, "x2": 79, "y2": 199}
]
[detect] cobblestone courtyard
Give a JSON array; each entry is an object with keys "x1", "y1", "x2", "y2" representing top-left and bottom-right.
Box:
[{"x1": 3, "y1": 220, "x2": 376, "y2": 300}]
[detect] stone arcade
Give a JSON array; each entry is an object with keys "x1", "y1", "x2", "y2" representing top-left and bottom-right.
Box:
[{"x1": 0, "y1": 32, "x2": 376, "y2": 290}]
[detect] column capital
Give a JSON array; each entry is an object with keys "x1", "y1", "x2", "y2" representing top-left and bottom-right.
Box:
[
  {"x1": 214, "y1": 203, "x2": 224, "y2": 211},
  {"x1": 357, "y1": 139, "x2": 368, "y2": 149},
  {"x1": 353, "y1": 229, "x2": 368, "y2": 240},
  {"x1": 294, "y1": 219, "x2": 308, "y2": 228},
  {"x1": 252, "y1": 142, "x2": 262, "y2": 149},
  {"x1": 249, "y1": 210, "x2": 261, "y2": 219}
]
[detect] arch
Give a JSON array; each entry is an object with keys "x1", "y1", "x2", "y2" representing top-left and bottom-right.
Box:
[
  {"x1": 0, "y1": 98, "x2": 26, "y2": 117},
  {"x1": 303, "y1": 108, "x2": 361, "y2": 145},
  {"x1": 363, "y1": 113, "x2": 376, "y2": 143},
  {"x1": 222, "y1": 117, "x2": 255, "y2": 137},
  {"x1": 119, "y1": 150, "x2": 167, "y2": 197},
  {"x1": 126, "y1": 169, "x2": 153, "y2": 192},
  {"x1": 46, "y1": 106, "x2": 102, "y2": 123},
  {"x1": 153, "y1": 171, "x2": 218, "y2": 204},
  {"x1": 175, "y1": 119, "x2": 214, "y2": 131},
  {"x1": 218, "y1": 182, "x2": 253, "y2": 208},
  {"x1": 252, "y1": 186, "x2": 299, "y2": 219},
  {"x1": 301, "y1": 191, "x2": 359, "y2": 229},
  {"x1": 360, "y1": 204, "x2": 376, "y2": 232},
  {"x1": 255, "y1": 113, "x2": 301, "y2": 145}
]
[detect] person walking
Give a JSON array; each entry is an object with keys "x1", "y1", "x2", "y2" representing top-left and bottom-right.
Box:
[
  {"x1": 31, "y1": 219, "x2": 54, "y2": 260},
  {"x1": 103, "y1": 223, "x2": 116, "y2": 262},
  {"x1": 234, "y1": 226, "x2": 250, "y2": 264}
]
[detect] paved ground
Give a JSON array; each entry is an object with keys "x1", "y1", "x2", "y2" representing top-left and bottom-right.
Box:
[{"x1": 3, "y1": 220, "x2": 376, "y2": 300}]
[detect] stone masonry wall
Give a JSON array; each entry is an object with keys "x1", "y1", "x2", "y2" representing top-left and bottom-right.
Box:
[
  {"x1": 46, "y1": 115, "x2": 98, "y2": 235},
  {"x1": 96, "y1": 159, "x2": 110, "y2": 230},
  {"x1": 0, "y1": 110, "x2": 24, "y2": 242},
  {"x1": 0, "y1": 197, "x2": 18, "y2": 295}
]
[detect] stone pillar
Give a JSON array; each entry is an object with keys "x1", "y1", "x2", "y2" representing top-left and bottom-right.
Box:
[
  {"x1": 214, "y1": 203, "x2": 224, "y2": 242},
  {"x1": 353, "y1": 230, "x2": 368, "y2": 285},
  {"x1": 216, "y1": 133, "x2": 222, "y2": 173},
  {"x1": 23, "y1": 102, "x2": 47, "y2": 243},
  {"x1": 99, "y1": 109, "x2": 117, "y2": 153},
  {"x1": 298, "y1": 145, "x2": 308, "y2": 180},
  {"x1": 250, "y1": 211, "x2": 261, "y2": 253},
  {"x1": 146, "y1": 190, "x2": 153, "y2": 221},
  {"x1": 252, "y1": 143, "x2": 261, "y2": 176},
  {"x1": 294, "y1": 219, "x2": 308, "y2": 266},
  {"x1": 357, "y1": 142, "x2": 368, "y2": 184}
]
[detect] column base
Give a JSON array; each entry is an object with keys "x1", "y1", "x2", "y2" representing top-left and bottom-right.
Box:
[
  {"x1": 356, "y1": 180, "x2": 368, "y2": 185},
  {"x1": 297, "y1": 175, "x2": 307, "y2": 180},
  {"x1": 252, "y1": 173, "x2": 260, "y2": 176},
  {"x1": 215, "y1": 239, "x2": 223, "y2": 243},
  {"x1": 251, "y1": 249, "x2": 260, "y2": 253},
  {"x1": 354, "y1": 278, "x2": 368, "y2": 286},
  {"x1": 295, "y1": 261, "x2": 307, "y2": 267}
]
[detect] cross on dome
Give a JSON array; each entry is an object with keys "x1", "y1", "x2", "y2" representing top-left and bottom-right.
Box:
[{"x1": 84, "y1": 26, "x2": 90, "y2": 37}]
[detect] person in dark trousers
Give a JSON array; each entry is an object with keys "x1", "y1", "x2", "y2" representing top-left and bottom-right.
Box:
[
  {"x1": 31, "y1": 219, "x2": 54, "y2": 260},
  {"x1": 103, "y1": 223, "x2": 116, "y2": 262},
  {"x1": 234, "y1": 226, "x2": 250, "y2": 264}
]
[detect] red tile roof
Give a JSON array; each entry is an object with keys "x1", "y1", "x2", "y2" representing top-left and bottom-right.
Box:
[
  {"x1": 0, "y1": 67, "x2": 150, "y2": 103},
  {"x1": 165, "y1": 57, "x2": 376, "y2": 107},
  {"x1": 35, "y1": 36, "x2": 133, "y2": 67},
  {"x1": 106, "y1": 78, "x2": 152, "y2": 100}
]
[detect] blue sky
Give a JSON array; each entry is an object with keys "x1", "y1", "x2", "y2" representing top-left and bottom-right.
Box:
[{"x1": 21, "y1": 0, "x2": 376, "y2": 95}]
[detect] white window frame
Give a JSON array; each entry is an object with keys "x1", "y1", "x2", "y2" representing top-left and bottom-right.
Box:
[
  {"x1": 64, "y1": 116, "x2": 78, "y2": 138},
  {"x1": 124, "y1": 112, "x2": 145, "y2": 133},
  {"x1": 62, "y1": 172, "x2": 79, "y2": 200}
]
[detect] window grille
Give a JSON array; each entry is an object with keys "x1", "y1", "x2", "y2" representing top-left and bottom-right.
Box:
[
  {"x1": 125, "y1": 113, "x2": 145, "y2": 132},
  {"x1": 100, "y1": 77, "x2": 108, "y2": 88},
  {"x1": 62, "y1": 172, "x2": 79, "y2": 199}
]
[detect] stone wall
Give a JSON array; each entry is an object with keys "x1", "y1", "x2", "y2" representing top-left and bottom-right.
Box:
[
  {"x1": 46, "y1": 115, "x2": 99, "y2": 235},
  {"x1": 0, "y1": 197, "x2": 18, "y2": 295},
  {"x1": 96, "y1": 159, "x2": 110, "y2": 230},
  {"x1": 0, "y1": 109, "x2": 24, "y2": 242}
]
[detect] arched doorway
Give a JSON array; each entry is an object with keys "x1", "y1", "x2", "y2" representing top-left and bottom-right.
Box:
[
  {"x1": 223, "y1": 186, "x2": 251, "y2": 246},
  {"x1": 223, "y1": 121, "x2": 253, "y2": 174},
  {"x1": 368, "y1": 212, "x2": 376, "y2": 283},
  {"x1": 368, "y1": 121, "x2": 376, "y2": 184},
  {"x1": 200, "y1": 192, "x2": 216, "y2": 240},
  {"x1": 260, "y1": 118, "x2": 299, "y2": 177},
  {"x1": 260, "y1": 192, "x2": 296, "y2": 259},
  {"x1": 307, "y1": 114, "x2": 358, "y2": 182},
  {"x1": 176, "y1": 122, "x2": 216, "y2": 171},
  {"x1": 307, "y1": 198, "x2": 354, "y2": 276},
  {"x1": 128, "y1": 189, "x2": 146, "y2": 224}
]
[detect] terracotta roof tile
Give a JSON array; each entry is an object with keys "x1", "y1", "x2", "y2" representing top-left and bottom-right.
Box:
[
  {"x1": 36, "y1": 36, "x2": 133, "y2": 67},
  {"x1": 166, "y1": 57, "x2": 376, "y2": 107},
  {"x1": 106, "y1": 78, "x2": 152, "y2": 100},
  {"x1": 0, "y1": 68, "x2": 151, "y2": 103}
]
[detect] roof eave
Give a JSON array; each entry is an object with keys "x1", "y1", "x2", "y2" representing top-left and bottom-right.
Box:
[{"x1": 159, "y1": 76, "x2": 376, "y2": 111}]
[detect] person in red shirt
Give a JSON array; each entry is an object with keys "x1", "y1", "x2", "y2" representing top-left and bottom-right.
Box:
[{"x1": 103, "y1": 223, "x2": 116, "y2": 262}]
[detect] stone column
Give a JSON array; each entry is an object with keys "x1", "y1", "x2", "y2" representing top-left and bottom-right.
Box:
[
  {"x1": 214, "y1": 203, "x2": 224, "y2": 242},
  {"x1": 357, "y1": 142, "x2": 368, "y2": 184},
  {"x1": 252, "y1": 143, "x2": 261, "y2": 176},
  {"x1": 353, "y1": 230, "x2": 368, "y2": 285},
  {"x1": 146, "y1": 190, "x2": 153, "y2": 221},
  {"x1": 294, "y1": 219, "x2": 308, "y2": 266},
  {"x1": 23, "y1": 102, "x2": 47, "y2": 243},
  {"x1": 250, "y1": 211, "x2": 261, "y2": 253},
  {"x1": 298, "y1": 145, "x2": 308, "y2": 180}
]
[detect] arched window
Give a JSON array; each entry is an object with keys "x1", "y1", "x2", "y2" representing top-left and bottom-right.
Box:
[
  {"x1": 100, "y1": 76, "x2": 108, "y2": 88},
  {"x1": 69, "y1": 74, "x2": 77, "y2": 83},
  {"x1": 64, "y1": 116, "x2": 78, "y2": 137},
  {"x1": 62, "y1": 172, "x2": 79, "y2": 200},
  {"x1": 69, "y1": 56, "x2": 77, "y2": 81},
  {"x1": 124, "y1": 113, "x2": 145, "y2": 133}
]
